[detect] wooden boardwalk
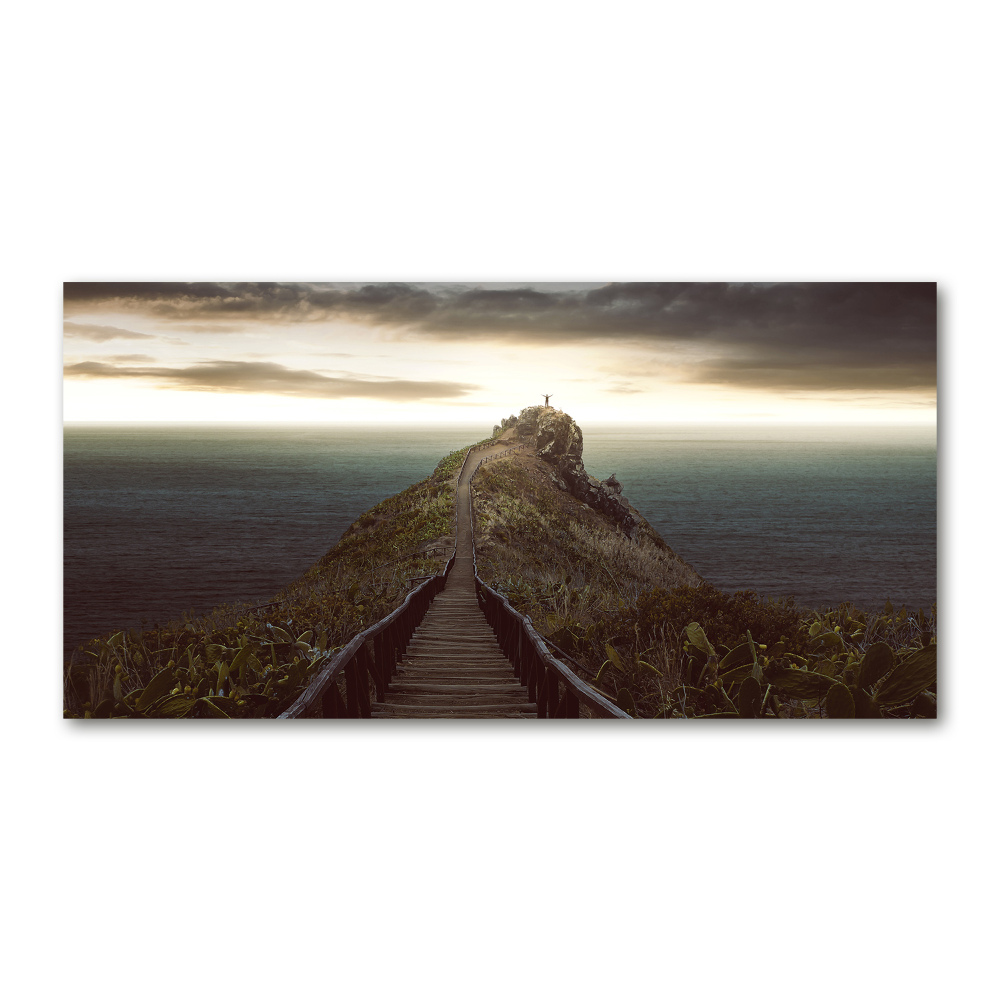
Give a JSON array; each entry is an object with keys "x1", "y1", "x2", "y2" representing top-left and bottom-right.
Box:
[{"x1": 371, "y1": 441, "x2": 536, "y2": 719}]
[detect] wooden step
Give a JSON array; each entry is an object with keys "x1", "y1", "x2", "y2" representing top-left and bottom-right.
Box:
[
  {"x1": 371, "y1": 703, "x2": 538, "y2": 717},
  {"x1": 412, "y1": 626, "x2": 490, "y2": 632},
  {"x1": 397, "y1": 661, "x2": 514, "y2": 671},
  {"x1": 406, "y1": 640, "x2": 503, "y2": 649},
  {"x1": 381, "y1": 696, "x2": 532, "y2": 709},
  {"x1": 398, "y1": 662, "x2": 514, "y2": 671},
  {"x1": 408, "y1": 634, "x2": 498, "y2": 642},
  {"x1": 406, "y1": 649, "x2": 503, "y2": 657},
  {"x1": 401, "y1": 657, "x2": 511, "y2": 667},
  {"x1": 386, "y1": 681, "x2": 526, "y2": 694},
  {"x1": 369, "y1": 443, "x2": 540, "y2": 719},
  {"x1": 397, "y1": 671, "x2": 516, "y2": 680},
  {"x1": 388, "y1": 683, "x2": 527, "y2": 695}
]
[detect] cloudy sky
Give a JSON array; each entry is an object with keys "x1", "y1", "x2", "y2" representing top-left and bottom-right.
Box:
[{"x1": 63, "y1": 281, "x2": 937, "y2": 424}]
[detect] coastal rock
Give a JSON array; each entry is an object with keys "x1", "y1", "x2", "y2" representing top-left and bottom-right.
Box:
[
  {"x1": 510, "y1": 405, "x2": 640, "y2": 538},
  {"x1": 512, "y1": 405, "x2": 543, "y2": 441},
  {"x1": 514, "y1": 406, "x2": 582, "y2": 460}
]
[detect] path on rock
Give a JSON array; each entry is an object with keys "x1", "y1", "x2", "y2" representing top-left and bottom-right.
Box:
[{"x1": 371, "y1": 440, "x2": 534, "y2": 719}]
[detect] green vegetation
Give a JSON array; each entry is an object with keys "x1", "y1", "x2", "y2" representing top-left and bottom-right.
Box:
[
  {"x1": 64, "y1": 446, "x2": 471, "y2": 719},
  {"x1": 653, "y1": 598, "x2": 937, "y2": 719},
  {"x1": 473, "y1": 460, "x2": 701, "y2": 593},
  {"x1": 473, "y1": 457, "x2": 936, "y2": 719}
]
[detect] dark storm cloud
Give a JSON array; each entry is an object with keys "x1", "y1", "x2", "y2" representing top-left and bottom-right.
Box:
[
  {"x1": 687, "y1": 356, "x2": 935, "y2": 392},
  {"x1": 64, "y1": 282, "x2": 236, "y2": 305},
  {"x1": 412, "y1": 282, "x2": 937, "y2": 358},
  {"x1": 63, "y1": 359, "x2": 478, "y2": 402},
  {"x1": 420, "y1": 282, "x2": 937, "y2": 393},
  {"x1": 63, "y1": 281, "x2": 438, "y2": 323},
  {"x1": 64, "y1": 281, "x2": 937, "y2": 392}
]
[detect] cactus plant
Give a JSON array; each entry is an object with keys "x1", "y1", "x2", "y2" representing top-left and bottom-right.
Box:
[
  {"x1": 738, "y1": 676, "x2": 763, "y2": 718},
  {"x1": 825, "y1": 682, "x2": 855, "y2": 719},
  {"x1": 859, "y1": 641, "x2": 895, "y2": 689},
  {"x1": 767, "y1": 669, "x2": 836, "y2": 699},
  {"x1": 875, "y1": 646, "x2": 936, "y2": 706}
]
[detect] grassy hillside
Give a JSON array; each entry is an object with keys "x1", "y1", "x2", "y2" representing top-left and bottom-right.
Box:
[
  {"x1": 473, "y1": 451, "x2": 702, "y2": 620},
  {"x1": 64, "y1": 445, "x2": 473, "y2": 718},
  {"x1": 474, "y1": 453, "x2": 937, "y2": 720}
]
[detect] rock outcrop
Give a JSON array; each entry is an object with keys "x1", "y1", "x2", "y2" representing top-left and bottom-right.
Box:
[
  {"x1": 505, "y1": 406, "x2": 641, "y2": 539},
  {"x1": 492, "y1": 413, "x2": 519, "y2": 438}
]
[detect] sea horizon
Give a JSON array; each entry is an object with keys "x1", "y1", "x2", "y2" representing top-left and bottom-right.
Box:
[{"x1": 63, "y1": 418, "x2": 938, "y2": 428}]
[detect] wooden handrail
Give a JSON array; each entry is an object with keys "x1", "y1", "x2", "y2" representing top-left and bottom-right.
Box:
[
  {"x1": 279, "y1": 438, "x2": 630, "y2": 719},
  {"x1": 469, "y1": 446, "x2": 629, "y2": 719},
  {"x1": 277, "y1": 446, "x2": 478, "y2": 719},
  {"x1": 471, "y1": 442, "x2": 530, "y2": 475},
  {"x1": 534, "y1": 633, "x2": 598, "y2": 679},
  {"x1": 278, "y1": 551, "x2": 456, "y2": 718}
]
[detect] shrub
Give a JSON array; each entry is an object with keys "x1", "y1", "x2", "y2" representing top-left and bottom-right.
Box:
[{"x1": 635, "y1": 584, "x2": 804, "y2": 650}]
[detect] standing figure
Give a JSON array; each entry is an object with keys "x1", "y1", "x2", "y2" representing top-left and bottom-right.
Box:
[{"x1": 542, "y1": 393, "x2": 552, "y2": 406}]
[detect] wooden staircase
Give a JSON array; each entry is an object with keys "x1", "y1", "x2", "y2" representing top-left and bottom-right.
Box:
[
  {"x1": 371, "y1": 576, "x2": 536, "y2": 719},
  {"x1": 371, "y1": 440, "x2": 536, "y2": 718},
  {"x1": 280, "y1": 439, "x2": 626, "y2": 720}
]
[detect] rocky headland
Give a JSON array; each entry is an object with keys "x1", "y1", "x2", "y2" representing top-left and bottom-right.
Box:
[{"x1": 495, "y1": 404, "x2": 643, "y2": 539}]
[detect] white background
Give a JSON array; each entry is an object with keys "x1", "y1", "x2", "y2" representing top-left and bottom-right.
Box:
[{"x1": 3, "y1": 2, "x2": 994, "y2": 998}]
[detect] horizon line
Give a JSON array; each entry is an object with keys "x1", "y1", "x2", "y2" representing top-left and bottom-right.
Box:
[{"x1": 63, "y1": 417, "x2": 938, "y2": 427}]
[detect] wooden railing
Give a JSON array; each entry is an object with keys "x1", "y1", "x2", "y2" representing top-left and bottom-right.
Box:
[
  {"x1": 468, "y1": 451, "x2": 630, "y2": 719},
  {"x1": 277, "y1": 442, "x2": 486, "y2": 719},
  {"x1": 278, "y1": 443, "x2": 488, "y2": 719},
  {"x1": 278, "y1": 438, "x2": 630, "y2": 719},
  {"x1": 277, "y1": 552, "x2": 455, "y2": 718},
  {"x1": 472, "y1": 442, "x2": 530, "y2": 470}
]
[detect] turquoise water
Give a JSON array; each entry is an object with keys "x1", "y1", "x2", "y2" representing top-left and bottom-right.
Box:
[
  {"x1": 582, "y1": 424, "x2": 936, "y2": 612},
  {"x1": 63, "y1": 422, "x2": 936, "y2": 658}
]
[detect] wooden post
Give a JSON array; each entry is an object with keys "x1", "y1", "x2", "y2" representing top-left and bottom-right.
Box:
[
  {"x1": 354, "y1": 654, "x2": 372, "y2": 718},
  {"x1": 536, "y1": 663, "x2": 549, "y2": 718},
  {"x1": 566, "y1": 690, "x2": 580, "y2": 718},
  {"x1": 525, "y1": 646, "x2": 537, "y2": 704},
  {"x1": 344, "y1": 662, "x2": 360, "y2": 717},
  {"x1": 362, "y1": 642, "x2": 384, "y2": 702},
  {"x1": 554, "y1": 684, "x2": 568, "y2": 718},
  {"x1": 390, "y1": 620, "x2": 402, "y2": 664},
  {"x1": 322, "y1": 680, "x2": 348, "y2": 718}
]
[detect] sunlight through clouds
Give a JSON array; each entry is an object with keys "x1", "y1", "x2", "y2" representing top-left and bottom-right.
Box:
[{"x1": 63, "y1": 282, "x2": 937, "y2": 424}]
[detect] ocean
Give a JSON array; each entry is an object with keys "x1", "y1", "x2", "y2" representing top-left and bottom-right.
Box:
[{"x1": 63, "y1": 422, "x2": 937, "y2": 659}]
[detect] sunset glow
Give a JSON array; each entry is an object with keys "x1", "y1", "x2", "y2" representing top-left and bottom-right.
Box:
[{"x1": 63, "y1": 282, "x2": 937, "y2": 425}]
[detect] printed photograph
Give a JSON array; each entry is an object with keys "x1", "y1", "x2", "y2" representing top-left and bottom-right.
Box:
[{"x1": 63, "y1": 281, "x2": 937, "y2": 719}]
